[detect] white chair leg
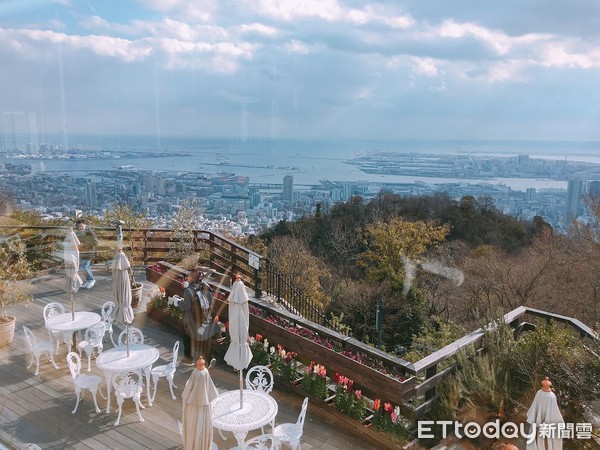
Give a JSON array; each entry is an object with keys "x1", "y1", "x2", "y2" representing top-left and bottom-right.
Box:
[
  {"x1": 109, "y1": 331, "x2": 116, "y2": 347},
  {"x1": 34, "y1": 353, "x2": 41, "y2": 375},
  {"x1": 26, "y1": 353, "x2": 34, "y2": 369},
  {"x1": 133, "y1": 396, "x2": 145, "y2": 422},
  {"x1": 151, "y1": 375, "x2": 158, "y2": 403},
  {"x1": 90, "y1": 386, "x2": 101, "y2": 413},
  {"x1": 167, "y1": 374, "x2": 177, "y2": 400},
  {"x1": 85, "y1": 350, "x2": 92, "y2": 372},
  {"x1": 114, "y1": 399, "x2": 123, "y2": 426},
  {"x1": 72, "y1": 388, "x2": 82, "y2": 414},
  {"x1": 48, "y1": 351, "x2": 58, "y2": 369}
]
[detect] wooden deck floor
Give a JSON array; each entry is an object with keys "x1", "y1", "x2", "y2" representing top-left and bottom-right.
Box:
[{"x1": 0, "y1": 267, "x2": 377, "y2": 450}]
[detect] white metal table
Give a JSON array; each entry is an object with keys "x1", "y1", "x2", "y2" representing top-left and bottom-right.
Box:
[
  {"x1": 96, "y1": 344, "x2": 160, "y2": 414},
  {"x1": 211, "y1": 389, "x2": 278, "y2": 449},
  {"x1": 45, "y1": 311, "x2": 101, "y2": 350}
]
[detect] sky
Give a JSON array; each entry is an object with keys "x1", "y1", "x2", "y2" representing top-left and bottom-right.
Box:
[{"x1": 1, "y1": 0, "x2": 600, "y2": 144}]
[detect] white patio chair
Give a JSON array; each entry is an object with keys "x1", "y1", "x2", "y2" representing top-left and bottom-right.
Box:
[
  {"x1": 117, "y1": 327, "x2": 144, "y2": 346},
  {"x1": 43, "y1": 302, "x2": 70, "y2": 352},
  {"x1": 78, "y1": 322, "x2": 105, "y2": 372},
  {"x1": 23, "y1": 325, "x2": 59, "y2": 376},
  {"x1": 245, "y1": 365, "x2": 274, "y2": 395},
  {"x1": 245, "y1": 365, "x2": 275, "y2": 433},
  {"x1": 150, "y1": 340, "x2": 179, "y2": 402},
  {"x1": 66, "y1": 352, "x2": 104, "y2": 414},
  {"x1": 100, "y1": 301, "x2": 116, "y2": 346},
  {"x1": 112, "y1": 370, "x2": 145, "y2": 426},
  {"x1": 272, "y1": 397, "x2": 309, "y2": 450},
  {"x1": 243, "y1": 433, "x2": 281, "y2": 450}
]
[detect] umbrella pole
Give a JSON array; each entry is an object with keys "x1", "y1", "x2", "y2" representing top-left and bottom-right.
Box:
[
  {"x1": 126, "y1": 324, "x2": 130, "y2": 357},
  {"x1": 239, "y1": 369, "x2": 243, "y2": 408},
  {"x1": 71, "y1": 293, "x2": 75, "y2": 320}
]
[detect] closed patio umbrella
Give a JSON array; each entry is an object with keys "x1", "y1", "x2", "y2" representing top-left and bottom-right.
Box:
[
  {"x1": 181, "y1": 357, "x2": 218, "y2": 450},
  {"x1": 526, "y1": 377, "x2": 564, "y2": 450},
  {"x1": 224, "y1": 275, "x2": 252, "y2": 408},
  {"x1": 112, "y1": 248, "x2": 134, "y2": 356},
  {"x1": 63, "y1": 228, "x2": 83, "y2": 320}
]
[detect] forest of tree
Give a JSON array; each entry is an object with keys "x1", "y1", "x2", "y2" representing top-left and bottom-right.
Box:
[{"x1": 258, "y1": 192, "x2": 598, "y2": 356}]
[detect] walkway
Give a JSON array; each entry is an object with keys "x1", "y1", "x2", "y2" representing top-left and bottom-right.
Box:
[{"x1": 0, "y1": 267, "x2": 377, "y2": 449}]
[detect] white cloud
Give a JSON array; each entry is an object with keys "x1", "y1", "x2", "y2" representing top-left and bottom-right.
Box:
[
  {"x1": 238, "y1": 23, "x2": 279, "y2": 37},
  {"x1": 252, "y1": 0, "x2": 343, "y2": 21},
  {"x1": 2, "y1": 27, "x2": 153, "y2": 62},
  {"x1": 284, "y1": 39, "x2": 309, "y2": 54},
  {"x1": 411, "y1": 57, "x2": 440, "y2": 77},
  {"x1": 539, "y1": 41, "x2": 600, "y2": 69},
  {"x1": 435, "y1": 19, "x2": 548, "y2": 55},
  {"x1": 135, "y1": 0, "x2": 217, "y2": 22},
  {"x1": 78, "y1": 15, "x2": 110, "y2": 31},
  {"x1": 351, "y1": 5, "x2": 414, "y2": 29}
]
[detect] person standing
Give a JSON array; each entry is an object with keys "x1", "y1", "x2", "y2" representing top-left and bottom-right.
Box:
[
  {"x1": 75, "y1": 219, "x2": 98, "y2": 289},
  {"x1": 180, "y1": 269, "x2": 214, "y2": 365}
]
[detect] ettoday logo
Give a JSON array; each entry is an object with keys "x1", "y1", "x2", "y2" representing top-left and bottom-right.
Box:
[{"x1": 417, "y1": 420, "x2": 594, "y2": 443}]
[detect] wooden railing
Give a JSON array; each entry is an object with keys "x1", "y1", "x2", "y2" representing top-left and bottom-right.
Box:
[{"x1": 0, "y1": 225, "x2": 338, "y2": 331}]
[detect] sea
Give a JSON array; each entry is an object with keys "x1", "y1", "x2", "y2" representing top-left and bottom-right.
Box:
[{"x1": 12, "y1": 137, "x2": 600, "y2": 192}]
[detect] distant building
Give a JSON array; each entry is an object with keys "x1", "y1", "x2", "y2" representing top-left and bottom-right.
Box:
[
  {"x1": 518, "y1": 154, "x2": 529, "y2": 166},
  {"x1": 589, "y1": 180, "x2": 600, "y2": 197},
  {"x1": 525, "y1": 188, "x2": 536, "y2": 202},
  {"x1": 342, "y1": 182, "x2": 352, "y2": 201},
  {"x1": 85, "y1": 181, "x2": 97, "y2": 208},
  {"x1": 566, "y1": 179, "x2": 583, "y2": 220},
  {"x1": 283, "y1": 175, "x2": 293, "y2": 202}
]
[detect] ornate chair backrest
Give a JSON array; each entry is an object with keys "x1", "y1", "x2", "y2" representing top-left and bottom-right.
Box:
[
  {"x1": 170, "y1": 341, "x2": 180, "y2": 369},
  {"x1": 66, "y1": 352, "x2": 82, "y2": 380},
  {"x1": 22, "y1": 325, "x2": 36, "y2": 351},
  {"x1": 242, "y1": 433, "x2": 279, "y2": 450},
  {"x1": 84, "y1": 322, "x2": 106, "y2": 346},
  {"x1": 43, "y1": 302, "x2": 65, "y2": 323},
  {"x1": 245, "y1": 365, "x2": 274, "y2": 395},
  {"x1": 117, "y1": 327, "x2": 144, "y2": 346},
  {"x1": 113, "y1": 370, "x2": 144, "y2": 397},
  {"x1": 101, "y1": 301, "x2": 115, "y2": 325},
  {"x1": 297, "y1": 397, "x2": 309, "y2": 429}
]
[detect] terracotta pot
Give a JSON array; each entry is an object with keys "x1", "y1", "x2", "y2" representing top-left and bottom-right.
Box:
[
  {"x1": 0, "y1": 315, "x2": 16, "y2": 348},
  {"x1": 131, "y1": 282, "x2": 143, "y2": 308}
]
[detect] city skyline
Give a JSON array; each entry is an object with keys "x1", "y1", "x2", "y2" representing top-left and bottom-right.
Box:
[{"x1": 1, "y1": 1, "x2": 600, "y2": 143}]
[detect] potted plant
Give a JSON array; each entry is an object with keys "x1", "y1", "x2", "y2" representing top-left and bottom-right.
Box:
[
  {"x1": 128, "y1": 264, "x2": 144, "y2": 308},
  {"x1": 0, "y1": 238, "x2": 32, "y2": 347}
]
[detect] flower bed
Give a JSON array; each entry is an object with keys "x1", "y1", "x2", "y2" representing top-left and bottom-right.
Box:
[
  {"x1": 247, "y1": 306, "x2": 415, "y2": 408},
  {"x1": 250, "y1": 304, "x2": 407, "y2": 382}
]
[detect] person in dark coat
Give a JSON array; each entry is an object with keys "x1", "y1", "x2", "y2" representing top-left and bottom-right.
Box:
[{"x1": 180, "y1": 269, "x2": 214, "y2": 364}]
